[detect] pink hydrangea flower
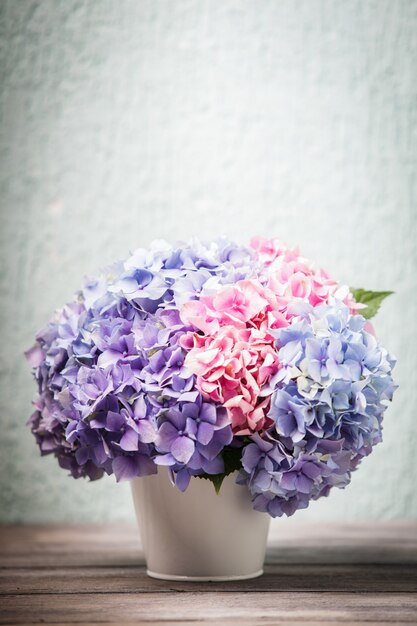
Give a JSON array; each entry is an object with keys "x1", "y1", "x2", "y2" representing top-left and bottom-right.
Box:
[
  {"x1": 250, "y1": 237, "x2": 363, "y2": 315},
  {"x1": 180, "y1": 280, "x2": 286, "y2": 434},
  {"x1": 250, "y1": 236, "x2": 301, "y2": 265},
  {"x1": 181, "y1": 324, "x2": 279, "y2": 435}
]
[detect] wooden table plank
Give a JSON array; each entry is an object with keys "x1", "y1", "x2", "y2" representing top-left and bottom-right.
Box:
[
  {"x1": 0, "y1": 562, "x2": 416, "y2": 594},
  {"x1": 8, "y1": 623, "x2": 414, "y2": 626},
  {"x1": 4, "y1": 623, "x2": 414, "y2": 626},
  {"x1": 1, "y1": 591, "x2": 416, "y2": 624},
  {"x1": 0, "y1": 523, "x2": 416, "y2": 625}
]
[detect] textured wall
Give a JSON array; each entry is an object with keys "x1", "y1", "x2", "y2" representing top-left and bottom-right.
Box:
[{"x1": 0, "y1": 0, "x2": 416, "y2": 524}]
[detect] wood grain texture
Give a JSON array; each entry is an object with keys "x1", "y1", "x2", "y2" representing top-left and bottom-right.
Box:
[
  {"x1": 1, "y1": 592, "x2": 417, "y2": 624},
  {"x1": 0, "y1": 523, "x2": 416, "y2": 624}
]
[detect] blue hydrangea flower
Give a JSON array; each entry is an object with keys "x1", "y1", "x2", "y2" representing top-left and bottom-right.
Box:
[{"x1": 238, "y1": 303, "x2": 396, "y2": 517}]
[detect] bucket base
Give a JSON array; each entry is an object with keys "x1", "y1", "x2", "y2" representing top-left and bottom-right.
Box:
[{"x1": 146, "y1": 568, "x2": 264, "y2": 582}]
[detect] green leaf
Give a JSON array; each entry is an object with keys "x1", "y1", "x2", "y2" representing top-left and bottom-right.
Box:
[
  {"x1": 197, "y1": 446, "x2": 243, "y2": 495},
  {"x1": 350, "y1": 288, "x2": 393, "y2": 319},
  {"x1": 201, "y1": 473, "x2": 225, "y2": 495}
]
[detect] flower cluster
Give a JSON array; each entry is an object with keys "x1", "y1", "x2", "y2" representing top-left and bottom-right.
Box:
[
  {"x1": 26, "y1": 237, "x2": 396, "y2": 517},
  {"x1": 237, "y1": 303, "x2": 395, "y2": 516}
]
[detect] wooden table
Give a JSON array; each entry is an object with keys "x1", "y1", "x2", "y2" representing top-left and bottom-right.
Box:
[{"x1": 0, "y1": 522, "x2": 416, "y2": 625}]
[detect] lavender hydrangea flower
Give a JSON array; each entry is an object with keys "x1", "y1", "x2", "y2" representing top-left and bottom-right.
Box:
[
  {"x1": 25, "y1": 238, "x2": 250, "y2": 484},
  {"x1": 109, "y1": 237, "x2": 257, "y2": 313}
]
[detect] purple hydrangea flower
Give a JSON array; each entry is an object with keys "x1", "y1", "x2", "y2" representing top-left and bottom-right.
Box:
[
  {"x1": 154, "y1": 399, "x2": 233, "y2": 490},
  {"x1": 26, "y1": 238, "x2": 250, "y2": 483}
]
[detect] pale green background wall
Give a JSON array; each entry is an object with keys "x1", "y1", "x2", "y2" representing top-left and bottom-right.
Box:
[{"x1": 1, "y1": 0, "x2": 416, "y2": 525}]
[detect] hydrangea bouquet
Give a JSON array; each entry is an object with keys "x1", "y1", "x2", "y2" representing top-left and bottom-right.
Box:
[{"x1": 26, "y1": 237, "x2": 396, "y2": 518}]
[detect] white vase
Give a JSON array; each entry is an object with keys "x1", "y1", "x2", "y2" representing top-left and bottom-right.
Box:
[{"x1": 131, "y1": 467, "x2": 271, "y2": 581}]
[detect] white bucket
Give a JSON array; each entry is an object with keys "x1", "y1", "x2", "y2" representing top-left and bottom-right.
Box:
[{"x1": 131, "y1": 468, "x2": 270, "y2": 581}]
